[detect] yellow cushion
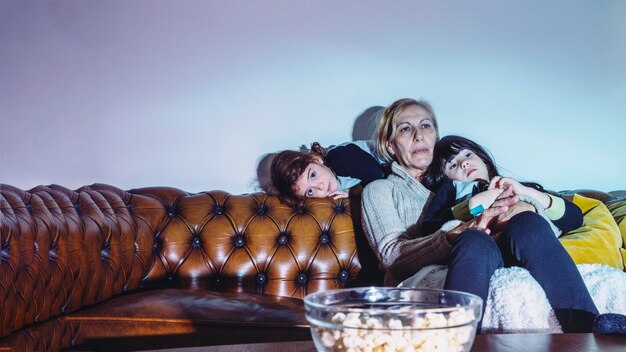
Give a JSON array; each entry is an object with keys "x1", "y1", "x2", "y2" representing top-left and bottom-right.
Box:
[
  {"x1": 559, "y1": 194, "x2": 624, "y2": 270},
  {"x1": 605, "y1": 199, "x2": 626, "y2": 269}
]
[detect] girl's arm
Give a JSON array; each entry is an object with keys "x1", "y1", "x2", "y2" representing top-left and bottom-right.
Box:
[
  {"x1": 328, "y1": 190, "x2": 349, "y2": 199},
  {"x1": 360, "y1": 180, "x2": 451, "y2": 273},
  {"x1": 421, "y1": 182, "x2": 457, "y2": 234},
  {"x1": 488, "y1": 176, "x2": 583, "y2": 232},
  {"x1": 489, "y1": 176, "x2": 551, "y2": 208},
  {"x1": 466, "y1": 188, "x2": 504, "y2": 215},
  {"x1": 361, "y1": 179, "x2": 515, "y2": 284},
  {"x1": 424, "y1": 183, "x2": 504, "y2": 232},
  {"x1": 325, "y1": 143, "x2": 385, "y2": 185},
  {"x1": 549, "y1": 197, "x2": 583, "y2": 232}
]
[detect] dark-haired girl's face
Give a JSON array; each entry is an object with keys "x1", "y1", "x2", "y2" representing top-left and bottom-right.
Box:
[{"x1": 443, "y1": 149, "x2": 489, "y2": 183}]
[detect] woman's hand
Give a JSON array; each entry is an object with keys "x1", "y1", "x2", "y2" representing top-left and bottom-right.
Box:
[
  {"x1": 446, "y1": 188, "x2": 518, "y2": 243},
  {"x1": 488, "y1": 176, "x2": 525, "y2": 195},
  {"x1": 489, "y1": 176, "x2": 551, "y2": 209},
  {"x1": 487, "y1": 181, "x2": 539, "y2": 234},
  {"x1": 489, "y1": 201, "x2": 537, "y2": 235}
]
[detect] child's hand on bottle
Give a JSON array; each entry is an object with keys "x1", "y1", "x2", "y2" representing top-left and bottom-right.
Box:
[
  {"x1": 468, "y1": 188, "x2": 504, "y2": 212},
  {"x1": 329, "y1": 190, "x2": 349, "y2": 199}
]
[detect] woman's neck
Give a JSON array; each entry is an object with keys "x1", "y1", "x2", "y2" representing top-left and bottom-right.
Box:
[
  {"x1": 411, "y1": 169, "x2": 424, "y2": 180},
  {"x1": 394, "y1": 162, "x2": 425, "y2": 180}
]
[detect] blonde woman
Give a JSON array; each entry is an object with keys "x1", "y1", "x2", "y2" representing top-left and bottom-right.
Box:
[{"x1": 360, "y1": 98, "x2": 624, "y2": 333}]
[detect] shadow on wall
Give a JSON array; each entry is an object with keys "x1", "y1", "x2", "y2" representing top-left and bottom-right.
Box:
[
  {"x1": 252, "y1": 105, "x2": 384, "y2": 194},
  {"x1": 352, "y1": 106, "x2": 383, "y2": 141},
  {"x1": 253, "y1": 152, "x2": 278, "y2": 195}
]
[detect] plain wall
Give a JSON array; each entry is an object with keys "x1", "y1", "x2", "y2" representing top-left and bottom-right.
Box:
[{"x1": 1, "y1": 0, "x2": 625, "y2": 194}]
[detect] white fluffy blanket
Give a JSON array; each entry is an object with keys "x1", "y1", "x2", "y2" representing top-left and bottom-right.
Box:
[{"x1": 398, "y1": 264, "x2": 626, "y2": 333}]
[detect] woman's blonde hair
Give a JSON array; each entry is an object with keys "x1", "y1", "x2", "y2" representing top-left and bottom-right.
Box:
[{"x1": 375, "y1": 98, "x2": 439, "y2": 162}]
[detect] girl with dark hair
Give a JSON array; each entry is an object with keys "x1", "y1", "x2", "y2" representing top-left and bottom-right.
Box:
[
  {"x1": 362, "y1": 99, "x2": 625, "y2": 334},
  {"x1": 421, "y1": 135, "x2": 581, "y2": 239}
]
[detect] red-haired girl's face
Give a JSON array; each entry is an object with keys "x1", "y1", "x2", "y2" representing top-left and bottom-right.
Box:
[{"x1": 293, "y1": 159, "x2": 339, "y2": 198}]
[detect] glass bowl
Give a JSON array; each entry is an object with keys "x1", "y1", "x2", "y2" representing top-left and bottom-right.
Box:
[{"x1": 304, "y1": 287, "x2": 482, "y2": 352}]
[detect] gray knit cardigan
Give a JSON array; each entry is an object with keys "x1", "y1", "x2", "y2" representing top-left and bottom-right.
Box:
[
  {"x1": 361, "y1": 162, "x2": 454, "y2": 285},
  {"x1": 360, "y1": 161, "x2": 558, "y2": 286}
]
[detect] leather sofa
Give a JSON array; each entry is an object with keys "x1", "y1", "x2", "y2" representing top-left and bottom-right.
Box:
[
  {"x1": 1, "y1": 184, "x2": 624, "y2": 351},
  {"x1": 0, "y1": 183, "x2": 382, "y2": 351}
]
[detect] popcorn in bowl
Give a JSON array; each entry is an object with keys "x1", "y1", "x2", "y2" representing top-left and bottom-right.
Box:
[{"x1": 304, "y1": 287, "x2": 482, "y2": 352}]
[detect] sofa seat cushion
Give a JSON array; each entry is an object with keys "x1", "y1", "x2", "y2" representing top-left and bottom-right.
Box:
[
  {"x1": 0, "y1": 318, "x2": 79, "y2": 352},
  {"x1": 65, "y1": 288, "x2": 310, "y2": 350}
]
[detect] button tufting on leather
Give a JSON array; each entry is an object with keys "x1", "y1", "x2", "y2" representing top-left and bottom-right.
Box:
[
  {"x1": 192, "y1": 236, "x2": 202, "y2": 248},
  {"x1": 0, "y1": 185, "x2": 368, "y2": 336},
  {"x1": 48, "y1": 246, "x2": 58, "y2": 259},
  {"x1": 101, "y1": 247, "x2": 110, "y2": 260},
  {"x1": 319, "y1": 231, "x2": 331, "y2": 245},
  {"x1": 234, "y1": 235, "x2": 245, "y2": 248},
  {"x1": 256, "y1": 272, "x2": 267, "y2": 285},
  {"x1": 338, "y1": 269, "x2": 349, "y2": 282},
  {"x1": 256, "y1": 204, "x2": 268, "y2": 215},
  {"x1": 297, "y1": 272, "x2": 308, "y2": 286},
  {"x1": 277, "y1": 233, "x2": 289, "y2": 246}
]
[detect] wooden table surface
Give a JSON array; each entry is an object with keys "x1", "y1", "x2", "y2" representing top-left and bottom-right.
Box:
[{"x1": 143, "y1": 333, "x2": 626, "y2": 352}]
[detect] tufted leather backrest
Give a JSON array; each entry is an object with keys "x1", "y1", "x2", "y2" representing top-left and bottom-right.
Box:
[
  {"x1": 0, "y1": 183, "x2": 362, "y2": 338},
  {"x1": 125, "y1": 185, "x2": 362, "y2": 295}
]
